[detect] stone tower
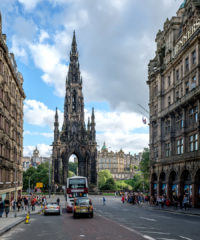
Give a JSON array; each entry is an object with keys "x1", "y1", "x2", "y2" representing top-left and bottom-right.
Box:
[{"x1": 52, "y1": 31, "x2": 97, "y2": 188}]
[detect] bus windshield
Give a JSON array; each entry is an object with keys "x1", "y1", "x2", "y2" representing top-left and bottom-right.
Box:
[{"x1": 69, "y1": 178, "x2": 86, "y2": 189}]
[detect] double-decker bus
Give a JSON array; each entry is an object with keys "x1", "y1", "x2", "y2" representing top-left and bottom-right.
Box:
[{"x1": 66, "y1": 176, "x2": 88, "y2": 212}]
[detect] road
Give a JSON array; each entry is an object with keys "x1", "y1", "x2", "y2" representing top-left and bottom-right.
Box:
[{"x1": 1, "y1": 195, "x2": 200, "y2": 240}]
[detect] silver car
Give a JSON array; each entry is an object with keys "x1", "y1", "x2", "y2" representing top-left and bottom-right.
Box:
[{"x1": 44, "y1": 202, "x2": 61, "y2": 215}]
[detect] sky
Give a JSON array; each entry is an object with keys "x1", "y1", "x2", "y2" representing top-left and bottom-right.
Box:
[{"x1": 0, "y1": 0, "x2": 182, "y2": 157}]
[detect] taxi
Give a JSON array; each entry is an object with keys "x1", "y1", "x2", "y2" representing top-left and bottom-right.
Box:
[{"x1": 73, "y1": 197, "x2": 93, "y2": 218}]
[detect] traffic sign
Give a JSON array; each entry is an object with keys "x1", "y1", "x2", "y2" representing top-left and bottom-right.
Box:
[{"x1": 36, "y1": 182, "x2": 43, "y2": 188}]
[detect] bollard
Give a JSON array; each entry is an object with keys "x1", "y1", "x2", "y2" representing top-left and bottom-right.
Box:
[{"x1": 25, "y1": 213, "x2": 30, "y2": 224}]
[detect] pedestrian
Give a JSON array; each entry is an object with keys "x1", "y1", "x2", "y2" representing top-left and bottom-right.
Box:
[
  {"x1": 24, "y1": 197, "x2": 28, "y2": 211},
  {"x1": 17, "y1": 197, "x2": 21, "y2": 212},
  {"x1": 103, "y1": 196, "x2": 106, "y2": 205},
  {"x1": 57, "y1": 197, "x2": 60, "y2": 205},
  {"x1": 183, "y1": 194, "x2": 189, "y2": 210},
  {"x1": 31, "y1": 198, "x2": 35, "y2": 211},
  {"x1": 4, "y1": 198, "x2": 10, "y2": 218},
  {"x1": 0, "y1": 197, "x2": 4, "y2": 218},
  {"x1": 121, "y1": 195, "x2": 125, "y2": 204}
]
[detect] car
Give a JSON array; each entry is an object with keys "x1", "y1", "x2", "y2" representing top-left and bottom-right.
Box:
[
  {"x1": 66, "y1": 198, "x2": 74, "y2": 213},
  {"x1": 73, "y1": 197, "x2": 93, "y2": 218},
  {"x1": 44, "y1": 202, "x2": 61, "y2": 215}
]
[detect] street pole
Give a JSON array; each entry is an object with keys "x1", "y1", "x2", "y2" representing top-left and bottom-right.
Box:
[
  {"x1": 28, "y1": 177, "x2": 30, "y2": 195},
  {"x1": 14, "y1": 167, "x2": 17, "y2": 218},
  {"x1": 49, "y1": 159, "x2": 51, "y2": 199}
]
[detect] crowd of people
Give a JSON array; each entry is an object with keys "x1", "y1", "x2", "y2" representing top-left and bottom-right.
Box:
[
  {"x1": 112, "y1": 191, "x2": 191, "y2": 210},
  {"x1": 0, "y1": 194, "x2": 48, "y2": 218}
]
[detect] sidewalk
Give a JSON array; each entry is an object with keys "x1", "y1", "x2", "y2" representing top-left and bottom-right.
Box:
[
  {"x1": 140, "y1": 202, "x2": 200, "y2": 216},
  {"x1": 0, "y1": 194, "x2": 63, "y2": 236}
]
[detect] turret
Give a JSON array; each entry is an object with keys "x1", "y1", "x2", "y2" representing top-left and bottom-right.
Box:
[
  {"x1": 91, "y1": 107, "x2": 96, "y2": 142},
  {"x1": 54, "y1": 107, "x2": 59, "y2": 142}
]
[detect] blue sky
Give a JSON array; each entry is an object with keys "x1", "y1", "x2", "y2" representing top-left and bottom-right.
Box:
[{"x1": 0, "y1": 0, "x2": 182, "y2": 156}]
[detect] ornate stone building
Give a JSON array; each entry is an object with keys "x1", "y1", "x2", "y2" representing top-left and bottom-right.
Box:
[
  {"x1": 0, "y1": 14, "x2": 25, "y2": 200},
  {"x1": 148, "y1": 0, "x2": 200, "y2": 207},
  {"x1": 22, "y1": 147, "x2": 51, "y2": 171},
  {"x1": 52, "y1": 32, "x2": 97, "y2": 188},
  {"x1": 97, "y1": 142, "x2": 141, "y2": 180}
]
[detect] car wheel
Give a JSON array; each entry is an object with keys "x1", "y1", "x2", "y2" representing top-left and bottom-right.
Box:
[
  {"x1": 73, "y1": 213, "x2": 77, "y2": 218},
  {"x1": 89, "y1": 213, "x2": 93, "y2": 218}
]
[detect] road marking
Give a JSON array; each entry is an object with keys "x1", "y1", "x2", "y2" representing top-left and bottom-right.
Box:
[
  {"x1": 140, "y1": 217, "x2": 157, "y2": 222},
  {"x1": 179, "y1": 236, "x2": 192, "y2": 240},
  {"x1": 80, "y1": 235, "x2": 85, "y2": 237},
  {"x1": 141, "y1": 231, "x2": 170, "y2": 235},
  {"x1": 143, "y1": 235, "x2": 156, "y2": 240},
  {"x1": 157, "y1": 238, "x2": 178, "y2": 240}
]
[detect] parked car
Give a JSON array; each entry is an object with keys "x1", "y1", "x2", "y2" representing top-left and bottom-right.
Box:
[
  {"x1": 73, "y1": 197, "x2": 93, "y2": 218},
  {"x1": 66, "y1": 198, "x2": 74, "y2": 213},
  {"x1": 44, "y1": 202, "x2": 61, "y2": 215}
]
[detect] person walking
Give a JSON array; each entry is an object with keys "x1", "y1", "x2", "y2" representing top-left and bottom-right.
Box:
[
  {"x1": 0, "y1": 197, "x2": 4, "y2": 218},
  {"x1": 17, "y1": 197, "x2": 21, "y2": 212},
  {"x1": 103, "y1": 196, "x2": 106, "y2": 205},
  {"x1": 57, "y1": 197, "x2": 60, "y2": 206},
  {"x1": 183, "y1": 194, "x2": 189, "y2": 210},
  {"x1": 121, "y1": 195, "x2": 125, "y2": 204},
  {"x1": 4, "y1": 198, "x2": 10, "y2": 218},
  {"x1": 24, "y1": 197, "x2": 28, "y2": 211}
]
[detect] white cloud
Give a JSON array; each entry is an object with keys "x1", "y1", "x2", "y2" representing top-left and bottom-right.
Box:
[
  {"x1": 39, "y1": 30, "x2": 49, "y2": 43},
  {"x1": 24, "y1": 99, "x2": 63, "y2": 129},
  {"x1": 23, "y1": 144, "x2": 52, "y2": 157},
  {"x1": 24, "y1": 131, "x2": 53, "y2": 138},
  {"x1": 18, "y1": 0, "x2": 42, "y2": 10}
]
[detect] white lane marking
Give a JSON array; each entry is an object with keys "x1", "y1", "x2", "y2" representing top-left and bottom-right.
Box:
[
  {"x1": 133, "y1": 226, "x2": 155, "y2": 229},
  {"x1": 141, "y1": 231, "x2": 170, "y2": 235},
  {"x1": 140, "y1": 217, "x2": 157, "y2": 222},
  {"x1": 80, "y1": 235, "x2": 85, "y2": 237},
  {"x1": 179, "y1": 236, "x2": 192, "y2": 240},
  {"x1": 143, "y1": 235, "x2": 156, "y2": 240}
]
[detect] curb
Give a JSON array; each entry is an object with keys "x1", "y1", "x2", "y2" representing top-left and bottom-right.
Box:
[
  {"x1": 153, "y1": 208, "x2": 200, "y2": 216},
  {"x1": 0, "y1": 210, "x2": 40, "y2": 236},
  {"x1": 0, "y1": 217, "x2": 26, "y2": 236}
]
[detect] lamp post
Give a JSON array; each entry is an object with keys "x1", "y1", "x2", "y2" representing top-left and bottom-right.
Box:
[
  {"x1": 48, "y1": 157, "x2": 51, "y2": 199},
  {"x1": 14, "y1": 167, "x2": 17, "y2": 218}
]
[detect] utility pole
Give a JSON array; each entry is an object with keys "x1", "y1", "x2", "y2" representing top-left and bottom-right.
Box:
[
  {"x1": 49, "y1": 158, "x2": 51, "y2": 199},
  {"x1": 14, "y1": 167, "x2": 17, "y2": 218}
]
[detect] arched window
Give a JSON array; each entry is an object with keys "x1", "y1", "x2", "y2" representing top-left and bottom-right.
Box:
[{"x1": 72, "y1": 90, "x2": 76, "y2": 112}]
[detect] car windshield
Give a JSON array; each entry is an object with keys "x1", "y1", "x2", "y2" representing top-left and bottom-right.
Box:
[
  {"x1": 47, "y1": 203, "x2": 58, "y2": 206},
  {"x1": 76, "y1": 199, "x2": 91, "y2": 206}
]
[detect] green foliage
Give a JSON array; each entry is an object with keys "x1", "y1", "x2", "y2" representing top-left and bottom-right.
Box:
[
  {"x1": 140, "y1": 148, "x2": 150, "y2": 180},
  {"x1": 68, "y1": 170, "x2": 75, "y2": 177},
  {"x1": 116, "y1": 180, "x2": 132, "y2": 191},
  {"x1": 23, "y1": 163, "x2": 51, "y2": 191},
  {"x1": 100, "y1": 178, "x2": 117, "y2": 191},
  {"x1": 98, "y1": 170, "x2": 112, "y2": 189},
  {"x1": 68, "y1": 162, "x2": 78, "y2": 175}
]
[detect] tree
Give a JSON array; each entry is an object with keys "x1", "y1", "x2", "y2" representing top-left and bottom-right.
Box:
[
  {"x1": 140, "y1": 148, "x2": 150, "y2": 180},
  {"x1": 68, "y1": 170, "x2": 75, "y2": 177},
  {"x1": 23, "y1": 163, "x2": 51, "y2": 191},
  {"x1": 68, "y1": 162, "x2": 78, "y2": 175},
  {"x1": 98, "y1": 170, "x2": 112, "y2": 189},
  {"x1": 101, "y1": 178, "x2": 117, "y2": 191}
]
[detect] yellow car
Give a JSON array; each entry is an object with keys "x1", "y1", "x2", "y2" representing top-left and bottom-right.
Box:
[{"x1": 73, "y1": 197, "x2": 93, "y2": 218}]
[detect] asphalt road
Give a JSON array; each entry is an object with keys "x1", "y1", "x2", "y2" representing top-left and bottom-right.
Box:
[{"x1": 1, "y1": 196, "x2": 200, "y2": 240}]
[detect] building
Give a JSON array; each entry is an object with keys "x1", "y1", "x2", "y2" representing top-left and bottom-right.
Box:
[
  {"x1": 0, "y1": 13, "x2": 25, "y2": 201},
  {"x1": 148, "y1": 0, "x2": 200, "y2": 207},
  {"x1": 97, "y1": 142, "x2": 141, "y2": 180},
  {"x1": 22, "y1": 147, "x2": 51, "y2": 171},
  {"x1": 52, "y1": 32, "x2": 97, "y2": 188}
]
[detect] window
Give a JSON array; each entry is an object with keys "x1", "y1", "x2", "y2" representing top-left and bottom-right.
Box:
[
  {"x1": 177, "y1": 138, "x2": 183, "y2": 154},
  {"x1": 185, "y1": 57, "x2": 189, "y2": 72},
  {"x1": 176, "y1": 114, "x2": 184, "y2": 131},
  {"x1": 189, "y1": 107, "x2": 198, "y2": 124},
  {"x1": 165, "y1": 143, "x2": 171, "y2": 157},
  {"x1": 192, "y1": 50, "x2": 196, "y2": 65},
  {"x1": 176, "y1": 69, "x2": 179, "y2": 81},
  {"x1": 165, "y1": 120, "x2": 170, "y2": 135},
  {"x1": 168, "y1": 76, "x2": 171, "y2": 86},
  {"x1": 185, "y1": 81, "x2": 189, "y2": 94},
  {"x1": 189, "y1": 134, "x2": 198, "y2": 151},
  {"x1": 176, "y1": 91, "x2": 179, "y2": 101},
  {"x1": 168, "y1": 96, "x2": 171, "y2": 106},
  {"x1": 191, "y1": 76, "x2": 196, "y2": 89},
  {"x1": 154, "y1": 147, "x2": 158, "y2": 160}
]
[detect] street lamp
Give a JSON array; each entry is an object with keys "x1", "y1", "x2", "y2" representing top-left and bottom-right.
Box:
[{"x1": 14, "y1": 167, "x2": 17, "y2": 218}]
